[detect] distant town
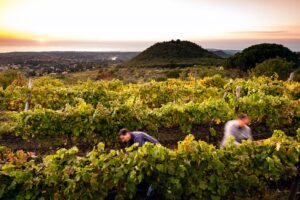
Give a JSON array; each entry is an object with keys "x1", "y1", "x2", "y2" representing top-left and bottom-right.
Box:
[{"x1": 0, "y1": 51, "x2": 138, "y2": 76}]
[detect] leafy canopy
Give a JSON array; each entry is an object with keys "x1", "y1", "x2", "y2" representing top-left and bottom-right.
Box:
[{"x1": 224, "y1": 43, "x2": 298, "y2": 70}]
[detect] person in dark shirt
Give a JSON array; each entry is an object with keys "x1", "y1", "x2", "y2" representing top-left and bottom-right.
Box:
[
  {"x1": 118, "y1": 128, "x2": 159, "y2": 199},
  {"x1": 118, "y1": 128, "x2": 159, "y2": 147}
]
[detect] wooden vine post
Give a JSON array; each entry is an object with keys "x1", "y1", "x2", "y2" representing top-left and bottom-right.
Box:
[
  {"x1": 24, "y1": 78, "x2": 33, "y2": 112},
  {"x1": 235, "y1": 86, "x2": 241, "y2": 114},
  {"x1": 288, "y1": 72, "x2": 295, "y2": 82},
  {"x1": 223, "y1": 79, "x2": 234, "y2": 100},
  {"x1": 236, "y1": 86, "x2": 241, "y2": 98},
  {"x1": 193, "y1": 70, "x2": 198, "y2": 101}
]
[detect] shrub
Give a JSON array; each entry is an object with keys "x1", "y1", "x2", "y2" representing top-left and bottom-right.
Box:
[
  {"x1": 0, "y1": 70, "x2": 23, "y2": 88},
  {"x1": 250, "y1": 57, "x2": 296, "y2": 80}
]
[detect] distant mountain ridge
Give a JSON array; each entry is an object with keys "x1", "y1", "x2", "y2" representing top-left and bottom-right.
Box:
[
  {"x1": 0, "y1": 51, "x2": 139, "y2": 64},
  {"x1": 208, "y1": 50, "x2": 230, "y2": 58},
  {"x1": 207, "y1": 49, "x2": 240, "y2": 57},
  {"x1": 126, "y1": 40, "x2": 222, "y2": 67}
]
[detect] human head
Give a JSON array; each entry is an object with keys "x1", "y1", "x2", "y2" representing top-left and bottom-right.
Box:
[
  {"x1": 237, "y1": 114, "x2": 250, "y2": 126},
  {"x1": 118, "y1": 128, "x2": 131, "y2": 142}
]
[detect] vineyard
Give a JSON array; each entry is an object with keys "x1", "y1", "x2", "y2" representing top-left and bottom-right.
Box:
[
  {"x1": 0, "y1": 75, "x2": 300, "y2": 199},
  {"x1": 1, "y1": 75, "x2": 299, "y2": 144},
  {"x1": 0, "y1": 131, "x2": 299, "y2": 199}
]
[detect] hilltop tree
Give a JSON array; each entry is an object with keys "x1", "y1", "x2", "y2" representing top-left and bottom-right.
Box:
[{"x1": 224, "y1": 43, "x2": 298, "y2": 70}]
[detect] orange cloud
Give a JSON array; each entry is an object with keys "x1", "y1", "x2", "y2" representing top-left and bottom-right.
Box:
[{"x1": 230, "y1": 32, "x2": 299, "y2": 40}]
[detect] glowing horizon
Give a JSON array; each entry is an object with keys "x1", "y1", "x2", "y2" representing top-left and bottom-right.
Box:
[{"x1": 0, "y1": 0, "x2": 300, "y2": 52}]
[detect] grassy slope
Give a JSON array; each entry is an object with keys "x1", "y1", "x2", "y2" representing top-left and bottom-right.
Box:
[{"x1": 125, "y1": 40, "x2": 223, "y2": 67}]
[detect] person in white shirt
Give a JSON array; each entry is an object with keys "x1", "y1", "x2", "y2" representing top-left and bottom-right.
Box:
[{"x1": 221, "y1": 114, "x2": 253, "y2": 148}]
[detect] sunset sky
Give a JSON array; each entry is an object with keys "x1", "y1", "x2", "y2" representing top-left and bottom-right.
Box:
[{"x1": 0, "y1": 0, "x2": 300, "y2": 52}]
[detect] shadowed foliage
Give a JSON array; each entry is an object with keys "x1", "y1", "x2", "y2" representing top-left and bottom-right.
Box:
[
  {"x1": 250, "y1": 57, "x2": 297, "y2": 80},
  {"x1": 224, "y1": 43, "x2": 298, "y2": 70}
]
